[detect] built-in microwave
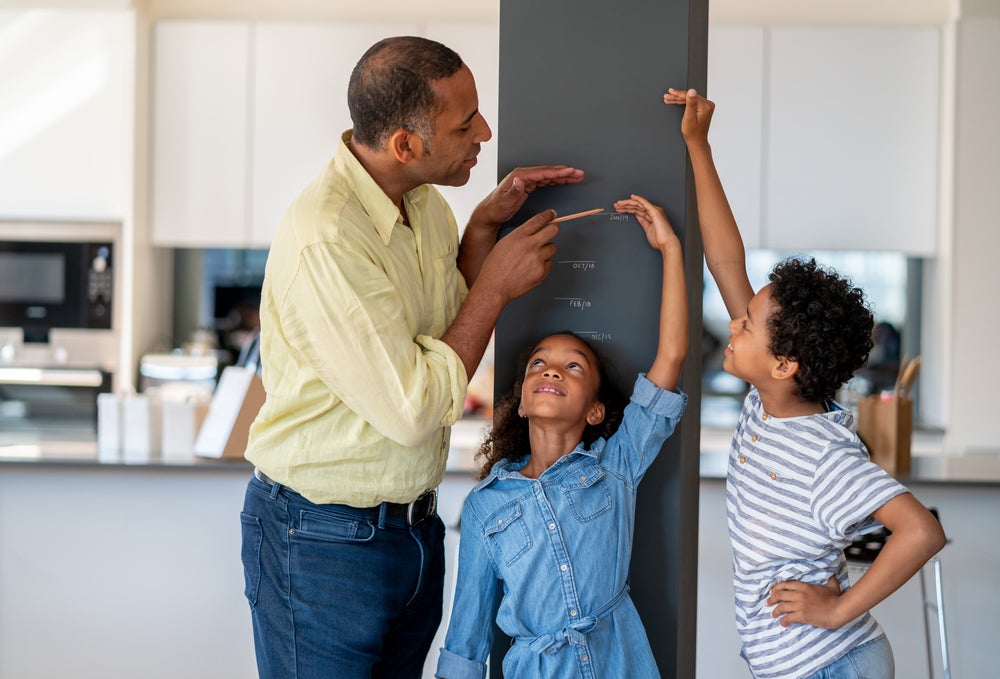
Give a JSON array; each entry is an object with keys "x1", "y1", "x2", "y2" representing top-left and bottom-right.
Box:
[{"x1": 0, "y1": 240, "x2": 113, "y2": 342}]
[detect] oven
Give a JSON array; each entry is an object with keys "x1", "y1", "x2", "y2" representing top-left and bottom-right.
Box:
[
  {"x1": 0, "y1": 230, "x2": 120, "y2": 447},
  {"x1": 0, "y1": 240, "x2": 113, "y2": 342}
]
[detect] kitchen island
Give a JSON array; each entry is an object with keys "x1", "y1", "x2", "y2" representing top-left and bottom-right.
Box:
[
  {"x1": 2, "y1": 422, "x2": 997, "y2": 679},
  {"x1": 0, "y1": 419, "x2": 485, "y2": 679}
]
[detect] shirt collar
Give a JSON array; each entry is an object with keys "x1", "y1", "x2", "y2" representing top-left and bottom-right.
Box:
[
  {"x1": 475, "y1": 443, "x2": 597, "y2": 490},
  {"x1": 337, "y1": 130, "x2": 428, "y2": 246}
]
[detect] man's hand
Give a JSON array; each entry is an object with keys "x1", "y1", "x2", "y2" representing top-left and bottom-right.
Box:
[
  {"x1": 767, "y1": 576, "x2": 845, "y2": 629},
  {"x1": 471, "y1": 166, "x2": 584, "y2": 228},
  {"x1": 475, "y1": 210, "x2": 560, "y2": 303}
]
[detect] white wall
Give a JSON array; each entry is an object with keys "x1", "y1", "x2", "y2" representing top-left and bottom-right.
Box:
[{"x1": 943, "y1": 11, "x2": 1000, "y2": 452}]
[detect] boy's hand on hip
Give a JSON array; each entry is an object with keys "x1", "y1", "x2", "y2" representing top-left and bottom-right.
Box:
[{"x1": 767, "y1": 576, "x2": 844, "y2": 629}]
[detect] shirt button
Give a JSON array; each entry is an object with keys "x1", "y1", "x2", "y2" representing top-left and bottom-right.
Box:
[
  {"x1": 762, "y1": 413, "x2": 769, "y2": 421},
  {"x1": 548, "y1": 523, "x2": 556, "y2": 530},
  {"x1": 579, "y1": 476, "x2": 586, "y2": 482},
  {"x1": 751, "y1": 434, "x2": 759, "y2": 443},
  {"x1": 570, "y1": 609, "x2": 577, "y2": 616},
  {"x1": 739, "y1": 456, "x2": 747, "y2": 464},
  {"x1": 560, "y1": 564, "x2": 568, "y2": 572},
  {"x1": 770, "y1": 472, "x2": 778, "y2": 480},
  {"x1": 581, "y1": 655, "x2": 589, "y2": 662},
  {"x1": 497, "y1": 519, "x2": 504, "y2": 526}
]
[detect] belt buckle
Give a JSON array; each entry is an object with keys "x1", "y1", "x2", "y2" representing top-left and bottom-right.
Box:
[{"x1": 407, "y1": 489, "x2": 437, "y2": 526}]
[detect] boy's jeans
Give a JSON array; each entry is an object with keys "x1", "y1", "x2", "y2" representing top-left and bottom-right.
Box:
[{"x1": 803, "y1": 634, "x2": 894, "y2": 679}]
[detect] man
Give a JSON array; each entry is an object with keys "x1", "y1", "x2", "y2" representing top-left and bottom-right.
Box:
[{"x1": 239, "y1": 36, "x2": 584, "y2": 679}]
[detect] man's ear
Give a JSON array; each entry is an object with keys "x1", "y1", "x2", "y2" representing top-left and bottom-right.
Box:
[
  {"x1": 387, "y1": 129, "x2": 422, "y2": 163},
  {"x1": 586, "y1": 401, "x2": 606, "y2": 426},
  {"x1": 771, "y1": 356, "x2": 800, "y2": 382}
]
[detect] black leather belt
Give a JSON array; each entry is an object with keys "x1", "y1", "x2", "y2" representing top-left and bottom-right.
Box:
[{"x1": 253, "y1": 467, "x2": 437, "y2": 526}]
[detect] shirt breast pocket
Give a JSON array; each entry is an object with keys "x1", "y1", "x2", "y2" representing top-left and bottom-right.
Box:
[
  {"x1": 560, "y1": 465, "x2": 613, "y2": 523},
  {"x1": 431, "y1": 249, "x2": 461, "y2": 322},
  {"x1": 484, "y1": 503, "x2": 532, "y2": 567}
]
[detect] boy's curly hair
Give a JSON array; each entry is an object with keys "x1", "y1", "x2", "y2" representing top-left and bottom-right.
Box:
[
  {"x1": 767, "y1": 258, "x2": 875, "y2": 403},
  {"x1": 474, "y1": 333, "x2": 628, "y2": 481}
]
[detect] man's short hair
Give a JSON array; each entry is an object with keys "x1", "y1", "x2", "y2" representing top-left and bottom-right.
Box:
[{"x1": 348, "y1": 36, "x2": 463, "y2": 150}]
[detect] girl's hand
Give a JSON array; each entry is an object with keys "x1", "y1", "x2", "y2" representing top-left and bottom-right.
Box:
[
  {"x1": 767, "y1": 576, "x2": 845, "y2": 629},
  {"x1": 612, "y1": 194, "x2": 680, "y2": 253},
  {"x1": 663, "y1": 87, "x2": 715, "y2": 146}
]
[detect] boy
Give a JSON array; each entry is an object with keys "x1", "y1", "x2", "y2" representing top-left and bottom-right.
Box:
[{"x1": 666, "y1": 88, "x2": 945, "y2": 679}]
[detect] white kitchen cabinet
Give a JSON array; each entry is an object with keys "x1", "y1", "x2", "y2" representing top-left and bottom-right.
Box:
[
  {"x1": 250, "y1": 21, "x2": 419, "y2": 247},
  {"x1": 151, "y1": 21, "x2": 250, "y2": 247},
  {"x1": 764, "y1": 27, "x2": 940, "y2": 254},
  {"x1": 706, "y1": 26, "x2": 766, "y2": 249},
  {"x1": 153, "y1": 20, "x2": 422, "y2": 247},
  {"x1": 0, "y1": 9, "x2": 132, "y2": 221}
]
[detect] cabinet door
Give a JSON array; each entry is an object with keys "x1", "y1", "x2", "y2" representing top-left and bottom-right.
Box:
[
  {"x1": 0, "y1": 9, "x2": 131, "y2": 220},
  {"x1": 422, "y1": 23, "x2": 501, "y2": 232},
  {"x1": 250, "y1": 21, "x2": 419, "y2": 247},
  {"x1": 152, "y1": 21, "x2": 249, "y2": 247},
  {"x1": 765, "y1": 27, "x2": 940, "y2": 253},
  {"x1": 707, "y1": 26, "x2": 765, "y2": 249}
]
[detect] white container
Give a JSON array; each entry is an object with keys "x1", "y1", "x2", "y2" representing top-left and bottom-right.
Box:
[
  {"x1": 160, "y1": 399, "x2": 209, "y2": 461},
  {"x1": 97, "y1": 392, "x2": 123, "y2": 461},
  {"x1": 122, "y1": 394, "x2": 162, "y2": 461}
]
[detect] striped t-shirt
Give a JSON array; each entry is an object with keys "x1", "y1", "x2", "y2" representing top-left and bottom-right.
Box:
[{"x1": 727, "y1": 387, "x2": 908, "y2": 679}]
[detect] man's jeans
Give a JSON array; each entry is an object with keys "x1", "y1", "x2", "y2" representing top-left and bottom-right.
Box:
[{"x1": 240, "y1": 473, "x2": 445, "y2": 679}]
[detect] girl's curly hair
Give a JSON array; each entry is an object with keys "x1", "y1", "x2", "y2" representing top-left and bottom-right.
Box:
[
  {"x1": 474, "y1": 333, "x2": 628, "y2": 480},
  {"x1": 767, "y1": 258, "x2": 875, "y2": 403}
]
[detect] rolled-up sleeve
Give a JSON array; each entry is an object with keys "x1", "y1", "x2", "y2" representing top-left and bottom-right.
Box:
[
  {"x1": 601, "y1": 374, "x2": 688, "y2": 483},
  {"x1": 435, "y1": 648, "x2": 486, "y2": 679},
  {"x1": 283, "y1": 241, "x2": 468, "y2": 447}
]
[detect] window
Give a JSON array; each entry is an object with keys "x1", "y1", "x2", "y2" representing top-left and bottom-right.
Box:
[{"x1": 701, "y1": 250, "x2": 915, "y2": 429}]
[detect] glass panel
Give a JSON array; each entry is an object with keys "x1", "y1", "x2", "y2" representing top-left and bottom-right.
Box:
[
  {"x1": 701, "y1": 250, "x2": 911, "y2": 429},
  {"x1": 0, "y1": 252, "x2": 64, "y2": 303}
]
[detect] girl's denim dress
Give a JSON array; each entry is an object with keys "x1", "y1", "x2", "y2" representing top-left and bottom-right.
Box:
[{"x1": 437, "y1": 374, "x2": 687, "y2": 679}]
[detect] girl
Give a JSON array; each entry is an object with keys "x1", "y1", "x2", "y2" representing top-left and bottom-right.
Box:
[{"x1": 436, "y1": 195, "x2": 689, "y2": 679}]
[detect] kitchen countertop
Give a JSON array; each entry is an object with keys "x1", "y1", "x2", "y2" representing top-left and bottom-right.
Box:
[
  {"x1": 700, "y1": 426, "x2": 1000, "y2": 485},
  {"x1": 3, "y1": 418, "x2": 999, "y2": 485}
]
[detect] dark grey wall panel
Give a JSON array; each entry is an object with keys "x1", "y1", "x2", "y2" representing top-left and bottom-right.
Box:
[{"x1": 493, "y1": 0, "x2": 707, "y2": 676}]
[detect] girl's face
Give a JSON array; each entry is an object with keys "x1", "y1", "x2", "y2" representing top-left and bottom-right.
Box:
[
  {"x1": 724, "y1": 285, "x2": 781, "y2": 386},
  {"x1": 519, "y1": 334, "x2": 605, "y2": 427}
]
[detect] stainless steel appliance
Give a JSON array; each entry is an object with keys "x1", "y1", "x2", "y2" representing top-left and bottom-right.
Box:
[
  {"x1": 0, "y1": 239, "x2": 112, "y2": 341},
  {"x1": 0, "y1": 226, "x2": 120, "y2": 446}
]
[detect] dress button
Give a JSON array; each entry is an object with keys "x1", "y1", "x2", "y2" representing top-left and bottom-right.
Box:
[
  {"x1": 560, "y1": 564, "x2": 568, "y2": 572},
  {"x1": 739, "y1": 456, "x2": 747, "y2": 464},
  {"x1": 751, "y1": 434, "x2": 759, "y2": 443}
]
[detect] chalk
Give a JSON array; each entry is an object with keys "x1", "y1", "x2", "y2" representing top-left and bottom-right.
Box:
[{"x1": 551, "y1": 207, "x2": 604, "y2": 223}]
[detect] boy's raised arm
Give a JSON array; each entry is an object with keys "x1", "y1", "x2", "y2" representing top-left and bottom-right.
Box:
[{"x1": 665, "y1": 88, "x2": 755, "y2": 320}]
